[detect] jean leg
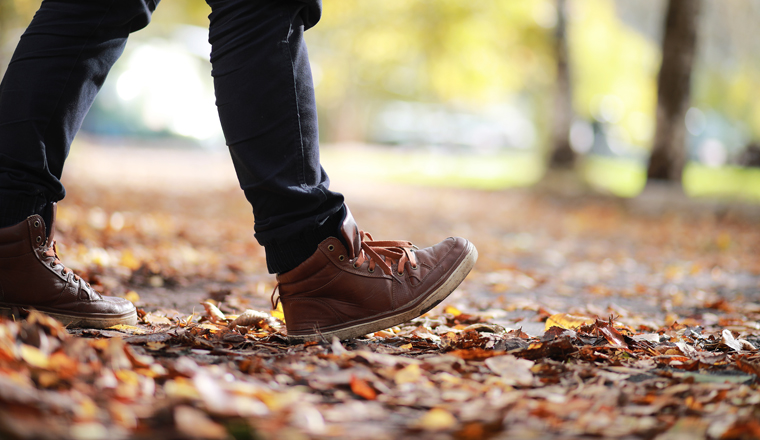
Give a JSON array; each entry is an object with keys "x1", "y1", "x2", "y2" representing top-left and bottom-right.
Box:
[
  {"x1": 207, "y1": 0, "x2": 344, "y2": 273},
  {"x1": 0, "y1": 0, "x2": 158, "y2": 226}
]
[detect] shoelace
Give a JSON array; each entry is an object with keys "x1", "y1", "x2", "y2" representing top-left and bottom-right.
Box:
[
  {"x1": 270, "y1": 230, "x2": 419, "y2": 310},
  {"x1": 354, "y1": 231, "x2": 418, "y2": 277},
  {"x1": 44, "y1": 241, "x2": 82, "y2": 281}
]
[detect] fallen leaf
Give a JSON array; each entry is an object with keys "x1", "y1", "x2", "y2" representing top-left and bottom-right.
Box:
[
  {"x1": 202, "y1": 301, "x2": 226, "y2": 323},
  {"x1": 485, "y1": 355, "x2": 534, "y2": 386},
  {"x1": 174, "y1": 405, "x2": 228, "y2": 439},
  {"x1": 19, "y1": 344, "x2": 49, "y2": 369},
  {"x1": 271, "y1": 302, "x2": 285, "y2": 321},
  {"x1": 416, "y1": 408, "x2": 457, "y2": 431},
  {"x1": 124, "y1": 290, "x2": 140, "y2": 304},
  {"x1": 545, "y1": 313, "x2": 595, "y2": 331},
  {"x1": 228, "y1": 309, "x2": 269, "y2": 328},
  {"x1": 142, "y1": 313, "x2": 172, "y2": 326},
  {"x1": 350, "y1": 376, "x2": 377, "y2": 400},
  {"x1": 444, "y1": 305, "x2": 463, "y2": 316},
  {"x1": 394, "y1": 364, "x2": 423, "y2": 385}
]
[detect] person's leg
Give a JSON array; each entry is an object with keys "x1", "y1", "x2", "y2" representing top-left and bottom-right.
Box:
[
  {"x1": 0, "y1": 0, "x2": 158, "y2": 328},
  {"x1": 206, "y1": 0, "x2": 478, "y2": 342},
  {"x1": 206, "y1": 0, "x2": 344, "y2": 275},
  {"x1": 0, "y1": 0, "x2": 158, "y2": 227}
]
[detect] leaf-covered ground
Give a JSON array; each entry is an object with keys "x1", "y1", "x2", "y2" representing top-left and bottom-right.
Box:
[{"x1": 1, "y1": 144, "x2": 760, "y2": 440}]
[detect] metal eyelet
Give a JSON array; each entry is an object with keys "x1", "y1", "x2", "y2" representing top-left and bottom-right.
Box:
[
  {"x1": 33, "y1": 220, "x2": 40, "y2": 228},
  {"x1": 398, "y1": 272, "x2": 404, "y2": 277},
  {"x1": 36, "y1": 236, "x2": 42, "y2": 243},
  {"x1": 50, "y1": 262, "x2": 56, "y2": 267},
  {"x1": 368, "y1": 268, "x2": 374, "y2": 273},
  {"x1": 412, "y1": 265, "x2": 418, "y2": 270},
  {"x1": 353, "y1": 263, "x2": 359, "y2": 269},
  {"x1": 327, "y1": 245, "x2": 335, "y2": 251},
  {"x1": 339, "y1": 255, "x2": 345, "y2": 261}
]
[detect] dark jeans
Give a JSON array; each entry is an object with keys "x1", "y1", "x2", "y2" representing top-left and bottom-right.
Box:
[{"x1": 0, "y1": 0, "x2": 345, "y2": 273}]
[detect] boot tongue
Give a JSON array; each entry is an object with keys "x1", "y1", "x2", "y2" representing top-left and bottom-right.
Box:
[
  {"x1": 45, "y1": 203, "x2": 57, "y2": 244},
  {"x1": 339, "y1": 206, "x2": 361, "y2": 260}
]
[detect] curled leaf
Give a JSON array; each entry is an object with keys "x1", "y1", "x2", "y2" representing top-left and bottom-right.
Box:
[
  {"x1": 228, "y1": 309, "x2": 269, "y2": 328},
  {"x1": 202, "y1": 301, "x2": 226, "y2": 323}
]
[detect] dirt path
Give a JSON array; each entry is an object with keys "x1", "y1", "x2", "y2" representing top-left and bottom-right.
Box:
[
  {"x1": 62, "y1": 140, "x2": 760, "y2": 335},
  {"x1": 7, "y1": 140, "x2": 751, "y2": 440}
]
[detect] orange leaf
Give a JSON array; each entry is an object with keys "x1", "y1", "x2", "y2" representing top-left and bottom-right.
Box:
[{"x1": 350, "y1": 376, "x2": 377, "y2": 400}]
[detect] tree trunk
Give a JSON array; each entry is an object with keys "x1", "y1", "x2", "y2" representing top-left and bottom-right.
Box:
[
  {"x1": 549, "y1": 0, "x2": 575, "y2": 168},
  {"x1": 646, "y1": 0, "x2": 701, "y2": 182}
]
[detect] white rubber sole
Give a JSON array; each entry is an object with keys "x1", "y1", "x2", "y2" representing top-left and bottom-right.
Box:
[
  {"x1": 0, "y1": 306, "x2": 137, "y2": 329},
  {"x1": 287, "y1": 242, "x2": 478, "y2": 344}
]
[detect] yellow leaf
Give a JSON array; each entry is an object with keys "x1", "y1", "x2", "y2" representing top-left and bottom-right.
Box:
[
  {"x1": 20, "y1": 344, "x2": 49, "y2": 369},
  {"x1": 444, "y1": 305, "x2": 463, "y2": 316},
  {"x1": 394, "y1": 363, "x2": 422, "y2": 385},
  {"x1": 145, "y1": 342, "x2": 166, "y2": 351},
  {"x1": 417, "y1": 408, "x2": 457, "y2": 431},
  {"x1": 108, "y1": 324, "x2": 148, "y2": 335},
  {"x1": 164, "y1": 378, "x2": 201, "y2": 400},
  {"x1": 271, "y1": 302, "x2": 285, "y2": 321},
  {"x1": 120, "y1": 250, "x2": 141, "y2": 271},
  {"x1": 716, "y1": 232, "x2": 731, "y2": 250},
  {"x1": 124, "y1": 291, "x2": 140, "y2": 304},
  {"x1": 115, "y1": 369, "x2": 140, "y2": 386},
  {"x1": 74, "y1": 396, "x2": 100, "y2": 420},
  {"x1": 544, "y1": 313, "x2": 595, "y2": 331}
]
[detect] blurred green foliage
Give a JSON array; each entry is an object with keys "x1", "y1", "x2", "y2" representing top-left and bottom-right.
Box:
[{"x1": 2, "y1": 0, "x2": 760, "y2": 157}]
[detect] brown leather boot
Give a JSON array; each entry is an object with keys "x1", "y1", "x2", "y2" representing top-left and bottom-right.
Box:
[
  {"x1": 0, "y1": 204, "x2": 137, "y2": 328},
  {"x1": 275, "y1": 207, "x2": 477, "y2": 343}
]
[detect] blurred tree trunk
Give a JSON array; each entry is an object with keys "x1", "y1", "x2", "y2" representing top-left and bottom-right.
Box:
[
  {"x1": 548, "y1": 0, "x2": 575, "y2": 168},
  {"x1": 646, "y1": 0, "x2": 701, "y2": 182}
]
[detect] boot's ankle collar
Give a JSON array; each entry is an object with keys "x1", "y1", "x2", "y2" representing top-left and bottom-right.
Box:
[{"x1": 339, "y1": 206, "x2": 361, "y2": 260}]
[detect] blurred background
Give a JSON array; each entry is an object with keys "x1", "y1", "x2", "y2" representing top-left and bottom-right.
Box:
[{"x1": 2, "y1": 0, "x2": 760, "y2": 200}]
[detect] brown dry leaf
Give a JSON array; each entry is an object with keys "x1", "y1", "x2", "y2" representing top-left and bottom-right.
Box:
[
  {"x1": 722, "y1": 329, "x2": 756, "y2": 351},
  {"x1": 142, "y1": 313, "x2": 172, "y2": 326},
  {"x1": 14, "y1": 149, "x2": 760, "y2": 439},
  {"x1": 202, "y1": 301, "x2": 226, "y2": 323},
  {"x1": 596, "y1": 320, "x2": 627, "y2": 348},
  {"x1": 506, "y1": 327, "x2": 532, "y2": 339},
  {"x1": 736, "y1": 357, "x2": 760, "y2": 376},
  {"x1": 447, "y1": 348, "x2": 505, "y2": 361},
  {"x1": 228, "y1": 309, "x2": 268, "y2": 328},
  {"x1": 174, "y1": 405, "x2": 228, "y2": 439},
  {"x1": 514, "y1": 338, "x2": 576, "y2": 361},
  {"x1": 485, "y1": 355, "x2": 534, "y2": 386}
]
